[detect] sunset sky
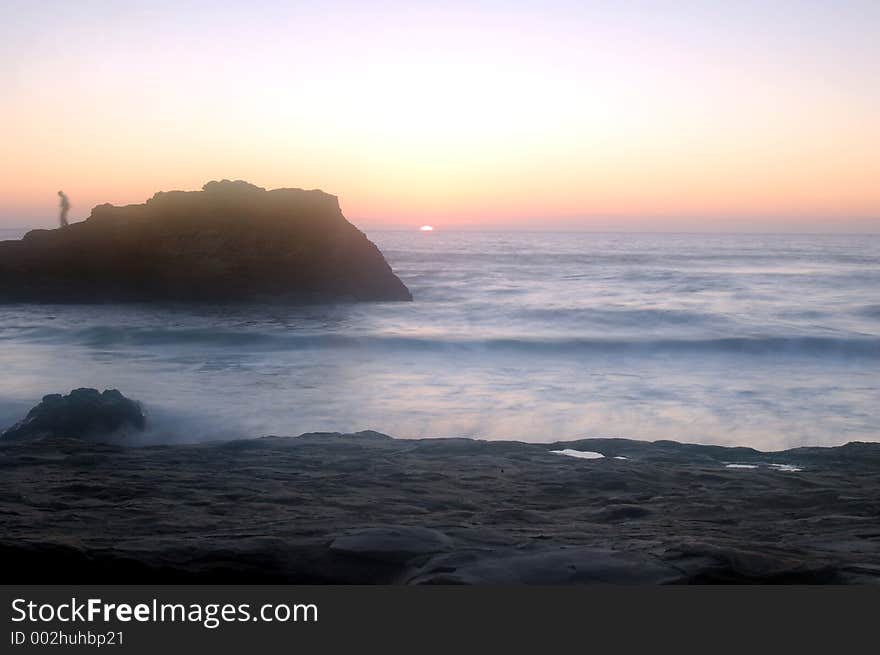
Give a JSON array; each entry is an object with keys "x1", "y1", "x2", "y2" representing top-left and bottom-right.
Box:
[{"x1": 1, "y1": 1, "x2": 878, "y2": 231}]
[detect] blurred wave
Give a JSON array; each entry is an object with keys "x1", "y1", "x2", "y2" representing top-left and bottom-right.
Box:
[{"x1": 4, "y1": 324, "x2": 879, "y2": 358}]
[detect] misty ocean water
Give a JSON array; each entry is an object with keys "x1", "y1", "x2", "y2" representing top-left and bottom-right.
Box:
[{"x1": 0, "y1": 231, "x2": 877, "y2": 449}]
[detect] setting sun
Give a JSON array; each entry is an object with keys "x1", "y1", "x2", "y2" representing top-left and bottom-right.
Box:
[{"x1": 419, "y1": 225, "x2": 434, "y2": 232}]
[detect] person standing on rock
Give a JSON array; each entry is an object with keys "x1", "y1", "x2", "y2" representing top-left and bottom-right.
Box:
[{"x1": 58, "y1": 190, "x2": 70, "y2": 227}]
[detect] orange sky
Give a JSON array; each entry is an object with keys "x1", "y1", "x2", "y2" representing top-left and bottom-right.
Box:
[{"x1": 1, "y1": 2, "x2": 878, "y2": 231}]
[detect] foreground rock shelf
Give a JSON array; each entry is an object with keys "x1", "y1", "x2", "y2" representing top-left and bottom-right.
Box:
[
  {"x1": 0, "y1": 180, "x2": 412, "y2": 303},
  {"x1": 1, "y1": 432, "x2": 878, "y2": 584}
]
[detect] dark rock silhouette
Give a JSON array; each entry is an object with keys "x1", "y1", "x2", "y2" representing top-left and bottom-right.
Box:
[
  {"x1": 0, "y1": 180, "x2": 412, "y2": 303},
  {"x1": 1, "y1": 388, "x2": 145, "y2": 441}
]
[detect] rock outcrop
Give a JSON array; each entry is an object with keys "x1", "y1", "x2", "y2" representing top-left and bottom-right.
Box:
[
  {"x1": 0, "y1": 180, "x2": 412, "y2": 303},
  {"x1": 1, "y1": 388, "x2": 145, "y2": 441},
  {"x1": 3, "y1": 432, "x2": 879, "y2": 583}
]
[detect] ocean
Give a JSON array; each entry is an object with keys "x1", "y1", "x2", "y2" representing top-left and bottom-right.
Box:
[{"x1": 0, "y1": 230, "x2": 877, "y2": 449}]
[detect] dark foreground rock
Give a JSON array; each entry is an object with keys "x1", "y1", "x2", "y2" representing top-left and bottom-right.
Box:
[
  {"x1": 0, "y1": 432, "x2": 878, "y2": 584},
  {"x1": 0, "y1": 180, "x2": 411, "y2": 303},
  {"x1": 1, "y1": 388, "x2": 145, "y2": 441},
  {"x1": 330, "y1": 526, "x2": 454, "y2": 564}
]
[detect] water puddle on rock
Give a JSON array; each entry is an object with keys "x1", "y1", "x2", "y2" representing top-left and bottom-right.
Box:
[{"x1": 550, "y1": 449, "x2": 605, "y2": 460}]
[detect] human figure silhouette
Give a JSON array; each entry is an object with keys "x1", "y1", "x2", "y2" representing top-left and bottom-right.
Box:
[{"x1": 58, "y1": 191, "x2": 70, "y2": 227}]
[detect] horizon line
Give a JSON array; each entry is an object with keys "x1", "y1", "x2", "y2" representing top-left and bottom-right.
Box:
[{"x1": 3, "y1": 224, "x2": 879, "y2": 238}]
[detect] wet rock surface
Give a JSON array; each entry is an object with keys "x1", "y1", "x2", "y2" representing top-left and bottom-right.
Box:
[
  {"x1": 1, "y1": 388, "x2": 145, "y2": 441},
  {"x1": 0, "y1": 433, "x2": 878, "y2": 583}
]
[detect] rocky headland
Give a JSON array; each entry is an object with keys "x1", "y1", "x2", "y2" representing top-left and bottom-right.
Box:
[{"x1": 0, "y1": 180, "x2": 411, "y2": 303}]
